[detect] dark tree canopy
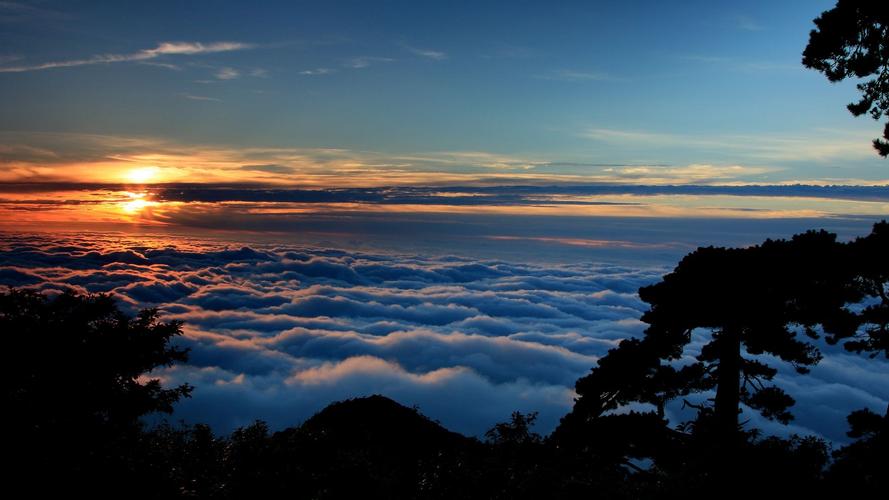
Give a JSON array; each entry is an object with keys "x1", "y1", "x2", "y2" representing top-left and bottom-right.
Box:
[
  {"x1": 826, "y1": 407, "x2": 889, "y2": 495},
  {"x1": 485, "y1": 411, "x2": 542, "y2": 447},
  {"x1": 1, "y1": 289, "x2": 191, "y2": 494},
  {"x1": 564, "y1": 223, "x2": 888, "y2": 449},
  {"x1": 830, "y1": 221, "x2": 889, "y2": 357},
  {"x1": 802, "y1": 1, "x2": 889, "y2": 156},
  {"x1": 613, "y1": 232, "x2": 856, "y2": 439},
  {"x1": 644, "y1": 231, "x2": 870, "y2": 436},
  {"x1": 556, "y1": 222, "x2": 888, "y2": 495},
  {"x1": 1, "y1": 289, "x2": 191, "y2": 427}
]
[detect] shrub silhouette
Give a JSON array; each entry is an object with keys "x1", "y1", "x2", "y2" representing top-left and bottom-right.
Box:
[{"x1": 1, "y1": 289, "x2": 191, "y2": 495}]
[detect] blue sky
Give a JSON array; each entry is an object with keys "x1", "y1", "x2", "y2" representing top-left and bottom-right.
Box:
[{"x1": 2, "y1": 0, "x2": 887, "y2": 185}]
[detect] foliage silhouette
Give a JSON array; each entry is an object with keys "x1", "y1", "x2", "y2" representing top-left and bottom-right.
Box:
[
  {"x1": 825, "y1": 221, "x2": 889, "y2": 357},
  {"x1": 825, "y1": 408, "x2": 889, "y2": 496},
  {"x1": 484, "y1": 411, "x2": 542, "y2": 446},
  {"x1": 566, "y1": 230, "x2": 861, "y2": 446},
  {"x1": 820, "y1": 222, "x2": 889, "y2": 497},
  {"x1": 803, "y1": 1, "x2": 889, "y2": 156},
  {"x1": 1, "y1": 289, "x2": 191, "y2": 495},
  {"x1": 558, "y1": 222, "x2": 888, "y2": 494}
]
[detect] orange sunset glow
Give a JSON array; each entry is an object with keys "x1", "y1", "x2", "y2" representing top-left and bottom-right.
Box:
[{"x1": 125, "y1": 167, "x2": 160, "y2": 184}]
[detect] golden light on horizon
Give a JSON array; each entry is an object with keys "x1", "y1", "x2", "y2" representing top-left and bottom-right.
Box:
[
  {"x1": 126, "y1": 167, "x2": 160, "y2": 184},
  {"x1": 121, "y1": 192, "x2": 157, "y2": 214}
]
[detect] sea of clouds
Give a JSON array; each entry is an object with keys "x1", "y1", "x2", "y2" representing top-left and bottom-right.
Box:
[{"x1": 0, "y1": 231, "x2": 886, "y2": 442}]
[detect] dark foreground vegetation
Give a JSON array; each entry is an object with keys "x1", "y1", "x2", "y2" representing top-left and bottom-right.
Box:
[{"x1": 2, "y1": 222, "x2": 888, "y2": 499}]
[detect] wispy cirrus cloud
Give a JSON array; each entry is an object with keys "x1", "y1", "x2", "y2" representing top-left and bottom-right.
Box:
[
  {"x1": 0, "y1": 1, "x2": 68, "y2": 23},
  {"x1": 139, "y1": 61, "x2": 182, "y2": 71},
  {"x1": 179, "y1": 93, "x2": 221, "y2": 102},
  {"x1": 215, "y1": 67, "x2": 240, "y2": 80},
  {"x1": 0, "y1": 41, "x2": 254, "y2": 73},
  {"x1": 679, "y1": 54, "x2": 799, "y2": 72},
  {"x1": 598, "y1": 163, "x2": 773, "y2": 182},
  {"x1": 141, "y1": 41, "x2": 252, "y2": 57},
  {"x1": 479, "y1": 43, "x2": 541, "y2": 60},
  {"x1": 535, "y1": 70, "x2": 617, "y2": 82},
  {"x1": 300, "y1": 68, "x2": 334, "y2": 76},
  {"x1": 2, "y1": 131, "x2": 887, "y2": 188},
  {"x1": 736, "y1": 14, "x2": 764, "y2": 32},
  {"x1": 583, "y1": 127, "x2": 880, "y2": 162},
  {"x1": 404, "y1": 45, "x2": 447, "y2": 60},
  {"x1": 238, "y1": 164, "x2": 295, "y2": 174},
  {"x1": 344, "y1": 56, "x2": 395, "y2": 69}
]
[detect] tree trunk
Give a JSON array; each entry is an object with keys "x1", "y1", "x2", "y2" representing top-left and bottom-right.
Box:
[
  {"x1": 883, "y1": 402, "x2": 889, "y2": 434},
  {"x1": 712, "y1": 326, "x2": 743, "y2": 487},
  {"x1": 714, "y1": 326, "x2": 742, "y2": 442}
]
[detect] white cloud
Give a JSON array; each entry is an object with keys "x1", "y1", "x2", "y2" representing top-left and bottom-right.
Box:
[
  {"x1": 215, "y1": 67, "x2": 240, "y2": 80},
  {"x1": 536, "y1": 70, "x2": 616, "y2": 82},
  {"x1": 1, "y1": 231, "x2": 885, "y2": 441},
  {"x1": 300, "y1": 68, "x2": 333, "y2": 75},
  {"x1": 405, "y1": 46, "x2": 447, "y2": 60},
  {"x1": 0, "y1": 41, "x2": 254, "y2": 73},
  {"x1": 344, "y1": 56, "x2": 394, "y2": 69},
  {"x1": 583, "y1": 127, "x2": 881, "y2": 162},
  {"x1": 0, "y1": 232, "x2": 658, "y2": 435},
  {"x1": 3, "y1": 131, "x2": 889, "y2": 188},
  {"x1": 180, "y1": 93, "x2": 221, "y2": 102},
  {"x1": 599, "y1": 163, "x2": 773, "y2": 182},
  {"x1": 144, "y1": 41, "x2": 251, "y2": 56}
]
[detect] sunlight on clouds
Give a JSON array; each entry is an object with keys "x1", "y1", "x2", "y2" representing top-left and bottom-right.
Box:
[
  {"x1": 3, "y1": 131, "x2": 889, "y2": 187},
  {"x1": 287, "y1": 356, "x2": 471, "y2": 386},
  {"x1": 0, "y1": 189, "x2": 175, "y2": 227},
  {"x1": 0, "y1": 187, "x2": 886, "y2": 232},
  {"x1": 602, "y1": 164, "x2": 773, "y2": 181},
  {"x1": 120, "y1": 192, "x2": 158, "y2": 213},
  {"x1": 0, "y1": 132, "x2": 775, "y2": 186}
]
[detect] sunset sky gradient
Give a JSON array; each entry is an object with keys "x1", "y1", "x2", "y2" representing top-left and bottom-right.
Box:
[{"x1": 2, "y1": 0, "x2": 888, "y2": 190}]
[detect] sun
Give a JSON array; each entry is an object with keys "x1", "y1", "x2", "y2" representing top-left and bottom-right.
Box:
[
  {"x1": 126, "y1": 167, "x2": 159, "y2": 184},
  {"x1": 122, "y1": 198, "x2": 151, "y2": 213},
  {"x1": 120, "y1": 192, "x2": 157, "y2": 214}
]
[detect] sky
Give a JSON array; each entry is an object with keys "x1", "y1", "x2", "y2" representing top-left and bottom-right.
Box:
[
  {"x1": 0, "y1": 1, "x2": 887, "y2": 441},
  {"x1": 1, "y1": 0, "x2": 888, "y2": 189}
]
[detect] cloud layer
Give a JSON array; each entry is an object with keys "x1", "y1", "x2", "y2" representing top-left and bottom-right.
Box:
[
  {"x1": 0, "y1": 231, "x2": 885, "y2": 441},
  {"x1": 6, "y1": 131, "x2": 889, "y2": 187}
]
